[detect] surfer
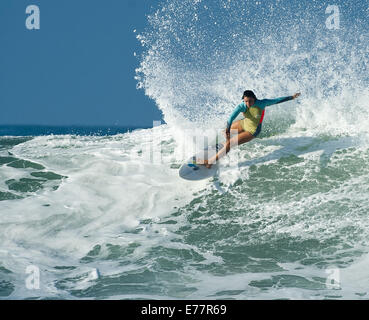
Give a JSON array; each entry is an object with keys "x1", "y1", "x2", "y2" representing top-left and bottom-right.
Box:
[{"x1": 199, "y1": 90, "x2": 301, "y2": 168}]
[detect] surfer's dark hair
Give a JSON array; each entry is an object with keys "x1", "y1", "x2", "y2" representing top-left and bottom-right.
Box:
[{"x1": 242, "y1": 90, "x2": 257, "y2": 100}]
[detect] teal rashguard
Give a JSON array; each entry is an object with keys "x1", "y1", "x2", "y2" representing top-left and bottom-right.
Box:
[{"x1": 226, "y1": 96, "x2": 293, "y2": 136}]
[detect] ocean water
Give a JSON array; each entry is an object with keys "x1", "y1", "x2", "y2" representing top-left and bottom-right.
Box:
[{"x1": 1, "y1": 0, "x2": 369, "y2": 300}]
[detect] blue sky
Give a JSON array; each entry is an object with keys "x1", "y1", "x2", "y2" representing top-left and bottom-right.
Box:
[{"x1": 0, "y1": 0, "x2": 163, "y2": 127}]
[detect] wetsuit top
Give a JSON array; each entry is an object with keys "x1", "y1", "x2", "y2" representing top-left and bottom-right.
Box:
[{"x1": 226, "y1": 96, "x2": 294, "y2": 133}]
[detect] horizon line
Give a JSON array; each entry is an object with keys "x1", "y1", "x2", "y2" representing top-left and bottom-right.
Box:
[{"x1": 0, "y1": 123, "x2": 165, "y2": 128}]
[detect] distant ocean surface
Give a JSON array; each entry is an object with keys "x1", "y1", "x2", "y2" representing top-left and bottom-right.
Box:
[{"x1": 0, "y1": 125, "x2": 149, "y2": 137}]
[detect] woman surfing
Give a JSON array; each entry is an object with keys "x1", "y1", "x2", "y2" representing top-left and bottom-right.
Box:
[{"x1": 199, "y1": 90, "x2": 301, "y2": 168}]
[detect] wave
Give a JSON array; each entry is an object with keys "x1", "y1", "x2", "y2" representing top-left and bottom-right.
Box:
[
  {"x1": 135, "y1": 0, "x2": 369, "y2": 140},
  {"x1": 1, "y1": 0, "x2": 369, "y2": 299}
]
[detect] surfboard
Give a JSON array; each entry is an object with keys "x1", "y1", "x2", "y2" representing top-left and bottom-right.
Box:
[{"x1": 179, "y1": 143, "x2": 224, "y2": 181}]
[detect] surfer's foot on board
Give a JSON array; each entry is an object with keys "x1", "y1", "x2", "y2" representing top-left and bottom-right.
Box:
[
  {"x1": 197, "y1": 159, "x2": 213, "y2": 169},
  {"x1": 205, "y1": 162, "x2": 213, "y2": 169}
]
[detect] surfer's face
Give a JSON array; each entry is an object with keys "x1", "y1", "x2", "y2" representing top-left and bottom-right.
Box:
[{"x1": 243, "y1": 97, "x2": 255, "y2": 107}]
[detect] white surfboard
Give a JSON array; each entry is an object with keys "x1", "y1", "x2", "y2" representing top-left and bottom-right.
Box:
[{"x1": 179, "y1": 143, "x2": 224, "y2": 181}]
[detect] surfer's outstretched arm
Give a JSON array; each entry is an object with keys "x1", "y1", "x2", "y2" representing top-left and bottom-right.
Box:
[{"x1": 261, "y1": 92, "x2": 301, "y2": 107}]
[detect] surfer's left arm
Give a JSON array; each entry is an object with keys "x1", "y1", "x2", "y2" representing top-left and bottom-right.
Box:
[
  {"x1": 226, "y1": 103, "x2": 246, "y2": 131},
  {"x1": 224, "y1": 103, "x2": 246, "y2": 140},
  {"x1": 263, "y1": 93, "x2": 301, "y2": 107}
]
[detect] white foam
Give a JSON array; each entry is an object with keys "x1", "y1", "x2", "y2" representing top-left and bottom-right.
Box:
[{"x1": 1, "y1": 126, "x2": 214, "y2": 298}]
